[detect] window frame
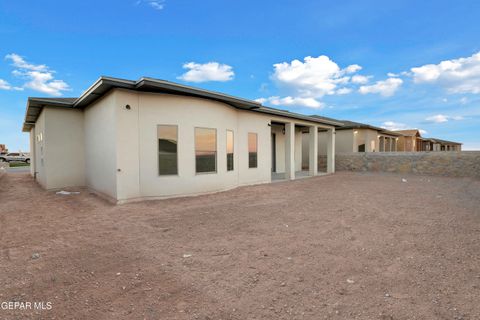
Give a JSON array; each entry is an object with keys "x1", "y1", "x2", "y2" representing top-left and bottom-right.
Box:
[
  {"x1": 248, "y1": 132, "x2": 258, "y2": 169},
  {"x1": 226, "y1": 129, "x2": 234, "y2": 172},
  {"x1": 157, "y1": 124, "x2": 179, "y2": 176},
  {"x1": 194, "y1": 127, "x2": 217, "y2": 175}
]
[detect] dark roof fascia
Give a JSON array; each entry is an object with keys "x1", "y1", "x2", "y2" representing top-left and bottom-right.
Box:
[
  {"x1": 137, "y1": 77, "x2": 261, "y2": 110},
  {"x1": 309, "y1": 115, "x2": 345, "y2": 127},
  {"x1": 73, "y1": 77, "x2": 136, "y2": 108},
  {"x1": 335, "y1": 122, "x2": 402, "y2": 136},
  {"x1": 259, "y1": 107, "x2": 343, "y2": 126},
  {"x1": 22, "y1": 98, "x2": 76, "y2": 132},
  {"x1": 23, "y1": 76, "x2": 341, "y2": 131}
]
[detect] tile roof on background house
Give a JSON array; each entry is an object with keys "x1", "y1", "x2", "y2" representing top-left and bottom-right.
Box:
[{"x1": 393, "y1": 129, "x2": 422, "y2": 137}]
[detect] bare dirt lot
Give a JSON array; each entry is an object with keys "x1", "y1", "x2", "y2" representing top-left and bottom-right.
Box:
[{"x1": 1, "y1": 172, "x2": 479, "y2": 320}]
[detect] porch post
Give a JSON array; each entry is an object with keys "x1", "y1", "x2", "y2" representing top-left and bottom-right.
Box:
[
  {"x1": 309, "y1": 126, "x2": 318, "y2": 176},
  {"x1": 285, "y1": 122, "x2": 295, "y2": 180},
  {"x1": 327, "y1": 127, "x2": 335, "y2": 173}
]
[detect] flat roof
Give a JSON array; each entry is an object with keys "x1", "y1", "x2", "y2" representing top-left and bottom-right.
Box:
[{"x1": 23, "y1": 76, "x2": 342, "y2": 131}]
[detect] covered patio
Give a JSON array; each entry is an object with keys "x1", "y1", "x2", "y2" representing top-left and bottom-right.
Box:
[{"x1": 270, "y1": 121, "x2": 335, "y2": 182}]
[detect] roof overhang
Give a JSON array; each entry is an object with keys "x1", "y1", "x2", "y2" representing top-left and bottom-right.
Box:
[
  {"x1": 23, "y1": 76, "x2": 266, "y2": 132},
  {"x1": 22, "y1": 98, "x2": 76, "y2": 132},
  {"x1": 22, "y1": 76, "x2": 344, "y2": 131}
]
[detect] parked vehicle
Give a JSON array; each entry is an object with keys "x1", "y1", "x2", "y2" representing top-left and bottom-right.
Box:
[{"x1": 0, "y1": 152, "x2": 30, "y2": 164}]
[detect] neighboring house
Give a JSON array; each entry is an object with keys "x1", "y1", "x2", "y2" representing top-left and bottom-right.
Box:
[
  {"x1": 302, "y1": 118, "x2": 401, "y2": 159},
  {"x1": 23, "y1": 76, "x2": 341, "y2": 203},
  {"x1": 394, "y1": 130, "x2": 462, "y2": 152},
  {"x1": 394, "y1": 129, "x2": 423, "y2": 152},
  {"x1": 423, "y1": 138, "x2": 462, "y2": 151},
  {"x1": 330, "y1": 120, "x2": 402, "y2": 153}
]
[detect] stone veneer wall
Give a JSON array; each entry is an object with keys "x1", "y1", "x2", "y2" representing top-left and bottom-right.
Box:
[{"x1": 333, "y1": 152, "x2": 480, "y2": 178}]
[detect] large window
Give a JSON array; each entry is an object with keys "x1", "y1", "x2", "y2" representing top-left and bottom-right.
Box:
[
  {"x1": 248, "y1": 132, "x2": 258, "y2": 168},
  {"x1": 158, "y1": 125, "x2": 178, "y2": 175},
  {"x1": 227, "y1": 130, "x2": 234, "y2": 171},
  {"x1": 195, "y1": 128, "x2": 217, "y2": 173}
]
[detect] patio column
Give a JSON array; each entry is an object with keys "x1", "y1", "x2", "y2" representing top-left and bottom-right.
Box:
[
  {"x1": 285, "y1": 122, "x2": 295, "y2": 180},
  {"x1": 309, "y1": 125, "x2": 318, "y2": 176},
  {"x1": 327, "y1": 127, "x2": 335, "y2": 173}
]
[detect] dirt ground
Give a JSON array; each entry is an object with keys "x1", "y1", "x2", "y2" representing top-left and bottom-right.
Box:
[{"x1": 0, "y1": 172, "x2": 479, "y2": 320}]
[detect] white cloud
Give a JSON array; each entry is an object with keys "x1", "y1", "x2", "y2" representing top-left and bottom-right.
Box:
[
  {"x1": 381, "y1": 121, "x2": 409, "y2": 131},
  {"x1": 178, "y1": 62, "x2": 234, "y2": 83},
  {"x1": 411, "y1": 51, "x2": 480, "y2": 94},
  {"x1": 425, "y1": 114, "x2": 464, "y2": 123},
  {"x1": 351, "y1": 74, "x2": 370, "y2": 84},
  {"x1": 5, "y1": 53, "x2": 70, "y2": 96},
  {"x1": 256, "y1": 96, "x2": 323, "y2": 109},
  {"x1": 460, "y1": 97, "x2": 468, "y2": 104},
  {"x1": 271, "y1": 55, "x2": 363, "y2": 97},
  {"x1": 0, "y1": 79, "x2": 23, "y2": 91},
  {"x1": 5, "y1": 53, "x2": 47, "y2": 71},
  {"x1": 0, "y1": 79, "x2": 12, "y2": 90},
  {"x1": 254, "y1": 97, "x2": 267, "y2": 104},
  {"x1": 359, "y1": 77, "x2": 403, "y2": 97},
  {"x1": 381, "y1": 121, "x2": 427, "y2": 135},
  {"x1": 345, "y1": 64, "x2": 362, "y2": 74},
  {"x1": 136, "y1": 0, "x2": 165, "y2": 10},
  {"x1": 336, "y1": 87, "x2": 352, "y2": 95},
  {"x1": 425, "y1": 114, "x2": 448, "y2": 123}
]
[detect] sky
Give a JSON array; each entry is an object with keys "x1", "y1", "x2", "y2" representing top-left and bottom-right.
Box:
[{"x1": 1, "y1": 0, "x2": 480, "y2": 151}]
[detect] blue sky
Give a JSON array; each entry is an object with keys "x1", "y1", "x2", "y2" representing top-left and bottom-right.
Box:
[{"x1": 1, "y1": 0, "x2": 480, "y2": 151}]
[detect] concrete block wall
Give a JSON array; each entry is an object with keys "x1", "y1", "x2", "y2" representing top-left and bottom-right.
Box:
[{"x1": 335, "y1": 152, "x2": 480, "y2": 178}]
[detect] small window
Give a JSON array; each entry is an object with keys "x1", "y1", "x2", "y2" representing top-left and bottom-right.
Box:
[
  {"x1": 248, "y1": 132, "x2": 258, "y2": 168},
  {"x1": 226, "y1": 130, "x2": 234, "y2": 171},
  {"x1": 195, "y1": 128, "x2": 217, "y2": 173},
  {"x1": 158, "y1": 125, "x2": 178, "y2": 175}
]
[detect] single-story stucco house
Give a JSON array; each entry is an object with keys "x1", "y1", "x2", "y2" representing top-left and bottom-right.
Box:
[
  {"x1": 422, "y1": 138, "x2": 462, "y2": 151},
  {"x1": 394, "y1": 130, "x2": 462, "y2": 152},
  {"x1": 301, "y1": 118, "x2": 401, "y2": 164},
  {"x1": 394, "y1": 129, "x2": 422, "y2": 152},
  {"x1": 326, "y1": 120, "x2": 401, "y2": 153},
  {"x1": 23, "y1": 76, "x2": 341, "y2": 203}
]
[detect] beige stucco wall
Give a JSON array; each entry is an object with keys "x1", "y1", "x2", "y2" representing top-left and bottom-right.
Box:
[
  {"x1": 29, "y1": 127, "x2": 35, "y2": 177},
  {"x1": 334, "y1": 130, "x2": 354, "y2": 153},
  {"x1": 302, "y1": 130, "x2": 327, "y2": 167},
  {"x1": 33, "y1": 109, "x2": 46, "y2": 188},
  {"x1": 31, "y1": 88, "x2": 335, "y2": 202},
  {"x1": 32, "y1": 107, "x2": 85, "y2": 189},
  {"x1": 271, "y1": 124, "x2": 285, "y2": 172},
  {"x1": 353, "y1": 128, "x2": 378, "y2": 152},
  {"x1": 135, "y1": 92, "x2": 240, "y2": 199},
  {"x1": 84, "y1": 92, "x2": 118, "y2": 199},
  {"x1": 45, "y1": 108, "x2": 85, "y2": 189},
  {"x1": 294, "y1": 127, "x2": 303, "y2": 171}
]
